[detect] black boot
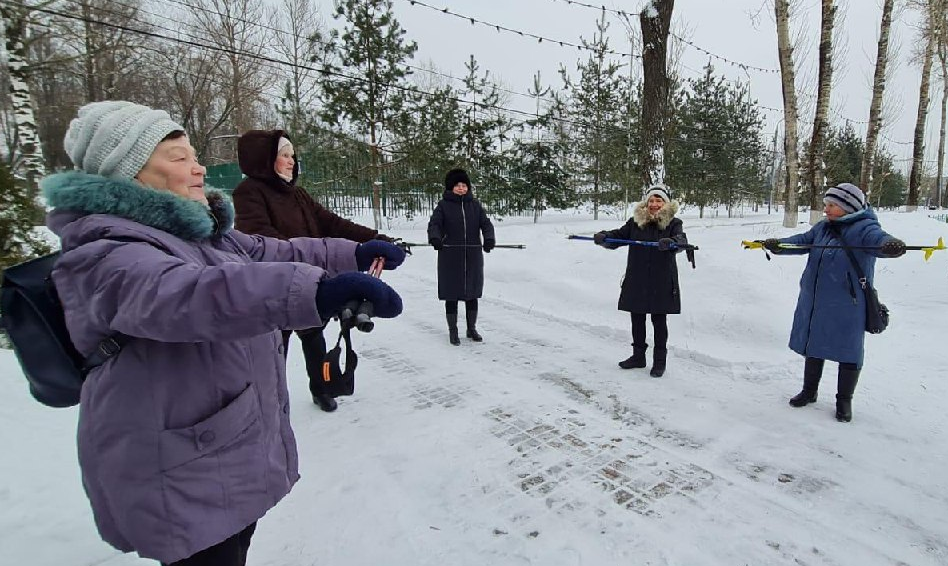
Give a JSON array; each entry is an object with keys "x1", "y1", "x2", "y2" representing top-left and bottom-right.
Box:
[
  {"x1": 649, "y1": 348, "x2": 667, "y2": 378},
  {"x1": 835, "y1": 364, "x2": 860, "y2": 423},
  {"x1": 789, "y1": 357, "x2": 824, "y2": 407},
  {"x1": 619, "y1": 344, "x2": 648, "y2": 369},
  {"x1": 312, "y1": 393, "x2": 338, "y2": 412},
  {"x1": 447, "y1": 313, "x2": 460, "y2": 346},
  {"x1": 465, "y1": 306, "x2": 483, "y2": 342}
]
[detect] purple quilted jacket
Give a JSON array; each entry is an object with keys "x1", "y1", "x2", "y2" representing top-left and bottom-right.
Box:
[{"x1": 42, "y1": 171, "x2": 357, "y2": 562}]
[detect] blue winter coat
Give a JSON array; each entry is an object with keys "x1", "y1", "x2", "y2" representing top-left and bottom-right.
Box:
[
  {"x1": 41, "y1": 172, "x2": 359, "y2": 563},
  {"x1": 778, "y1": 208, "x2": 895, "y2": 367}
]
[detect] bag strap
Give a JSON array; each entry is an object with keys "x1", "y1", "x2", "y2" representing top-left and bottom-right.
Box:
[
  {"x1": 830, "y1": 224, "x2": 871, "y2": 292},
  {"x1": 82, "y1": 333, "x2": 130, "y2": 371},
  {"x1": 323, "y1": 324, "x2": 357, "y2": 383}
]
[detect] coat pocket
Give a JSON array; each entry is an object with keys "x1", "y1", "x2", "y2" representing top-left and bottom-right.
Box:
[
  {"x1": 158, "y1": 383, "x2": 267, "y2": 529},
  {"x1": 158, "y1": 383, "x2": 263, "y2": 472}
]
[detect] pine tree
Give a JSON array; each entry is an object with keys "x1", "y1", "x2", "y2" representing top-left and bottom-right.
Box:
[
  {"x1": 454, "y1": 55, "x2": 513, "y2": 193},
  {"x1": 319, "y1": 0, "x2": 418, "y2": 229},
  {"x1": 388, "y1": 80, "x2": 463, "y2": 214},
  {"x1": 0, "y1": 162, "x2": 51, "y2": 270},
  {"x1": 669, "y1": 65, "x2": 767, "y2": 217},
  {"x1": 561, "y1": 11, "x2": 629, "y2": 219}
]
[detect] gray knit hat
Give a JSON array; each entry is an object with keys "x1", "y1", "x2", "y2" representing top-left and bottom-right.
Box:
[
  {"x1": 644, "y1": 184, "x2": 672, "y2": 203},
  {"x1": 823, "y1": 182, "x2": 866, "y2": 214},
  {"x1": 63, "y1": 101, "x2": 184, "y2": 180}
]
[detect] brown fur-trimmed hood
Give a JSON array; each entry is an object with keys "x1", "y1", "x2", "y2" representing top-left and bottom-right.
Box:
[{"x1": 632, "y1": 199, "x2": 680, "y2": 229}]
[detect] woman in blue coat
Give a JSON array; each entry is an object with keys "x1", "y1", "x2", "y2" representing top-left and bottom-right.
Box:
[{"x1": 763, "y1": 183, "x2": 904, "y2": 422}]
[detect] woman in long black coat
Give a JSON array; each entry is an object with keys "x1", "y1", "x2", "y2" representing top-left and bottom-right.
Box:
[
  {"x1": 427, "y1": 168, "x2": 495, "y2": 345},
  {"x1": 595, "y1": 185, "x2": 688, "y2": 377}
]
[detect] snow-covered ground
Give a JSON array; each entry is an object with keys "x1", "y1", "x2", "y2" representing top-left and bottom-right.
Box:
[{"x1": 2, "y1": 207, "x2": 947, "y2": 566}]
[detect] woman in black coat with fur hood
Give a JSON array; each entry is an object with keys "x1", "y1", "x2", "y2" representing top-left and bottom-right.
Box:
[
  {"x1": 595, "y1": 185, "x2": 688, "y2": 377},
  {"x1": 427, "y1": 168, "x2": 495, "y2": 345}
]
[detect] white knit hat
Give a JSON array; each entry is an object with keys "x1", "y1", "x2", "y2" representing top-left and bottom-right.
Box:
[
  {"x1": 823, "y1": 182, "x2": 866, "y2": 214},
  {"x1": 644, "y1": 184, "x2": 671, "y2": 203},
  {"x1": 63, "y1": 101, "x2": 184, "y2": 180}
]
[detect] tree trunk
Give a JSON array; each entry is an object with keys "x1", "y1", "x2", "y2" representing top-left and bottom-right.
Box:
[
  {"x1": 804, "y1": 0, "x2": 836, "y2": 225},
  {"x1": 1, "y1": 4, "x2": 46, "y2": 197},
  {"x1": 936, "y1": 22, "x2": 948, "y2": 208},
  {"x1": 638, "y1": 0, "x2": 674, "y2": 189},
  {"x1": 775, "y1": 0, "x2": 799, "y2": 227},
  {"x1": 908, "y1": 0, "x2": 940, "y2": 211},
  {"x1": 860, "y1": 0, "x2": 895, "y2": 195}
]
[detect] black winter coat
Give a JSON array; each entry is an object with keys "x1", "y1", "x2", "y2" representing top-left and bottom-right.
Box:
[
  {"x1": 602, "y1": 200, "x2": 687, "y2": 314},
  {"x1": 427, "y1": 190, "x2": 495, "y2": 301}
]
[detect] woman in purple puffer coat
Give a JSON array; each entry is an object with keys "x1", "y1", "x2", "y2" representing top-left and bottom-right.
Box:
[{"x1": 42, "y1": 101, "x2": 405, "y2": 566}]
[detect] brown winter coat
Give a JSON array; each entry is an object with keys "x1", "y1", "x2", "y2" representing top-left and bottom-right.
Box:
[{"x1": 232, "y1": 130, "x2": 378, "y2": 242}]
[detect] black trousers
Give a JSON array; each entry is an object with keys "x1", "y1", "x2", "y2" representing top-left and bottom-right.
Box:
[
  {"x1": 444, "y1": 299, "x2": 478, "y2": 317},
  {"x1": 282, "y1": 325, "x2": 329, "y2": 397},
  {"x1": 631, "y1": 313, "x2": 668, "y2": 350},
  {"x1": 161, "y1": 522, "x2": 257, "y2": 566}
]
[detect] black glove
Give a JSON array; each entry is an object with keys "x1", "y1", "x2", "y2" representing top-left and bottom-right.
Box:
[
  {"x1": 483, "y1": 238, "x2": 495, "y2": 253},
  {"x1": 355, "y1": 240, "x2": 406, "y2": 271},
  {"x1": 374, "y1": 233, "x2": 396, "y2": 243},
  {"x1": 593, "y1": 232, "x2": 608, "y2": 247},
  {"x1": 657, "y1": 237, "x2": 675, "y2": 251},
  {"x1": 880, "y1": 238, "x2": 906, "y2": 258},
  {"x1": 428, "y1": 237, "x2": 443, "y2": 251},
  {"x1": 762, "y1": 238, "x2": 782, "y2": 253},
  {"x1": 316, "y1": 272, "x2": 403, "y2": 320}
]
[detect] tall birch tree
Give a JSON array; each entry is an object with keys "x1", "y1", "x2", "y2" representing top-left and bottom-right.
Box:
[
  {"x1": 775, "y1": 0, "x2": 800, "y2": 227},
  {"x1": 803, "y1": 0, "x2": 836, "y2": 224},
  {"x1": 907, "y1": 0, "x2": 942, "y2": 210},
  {"x1": 860, "y1": 0, "x2": 895, "y2": 195}
]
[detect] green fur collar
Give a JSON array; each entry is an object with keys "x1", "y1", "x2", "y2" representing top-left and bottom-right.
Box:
[
  {"x1": 632, "y1": 199, "x2": 680, "y2": 230},
  {"x1": 41, "y1": 171, "x2": 234, "y2": 241}
]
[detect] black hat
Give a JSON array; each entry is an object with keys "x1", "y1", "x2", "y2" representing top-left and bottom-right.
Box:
[{"x1": 445, "y1": 168, "x2": 472, "y2": 191}]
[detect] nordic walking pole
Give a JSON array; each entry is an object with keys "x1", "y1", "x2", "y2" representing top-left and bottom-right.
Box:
[
  {"x1": 569, "y1": 234, "x2": 698, "y2": 268},
  {"x1": 398, "y1": 242, "x2": 526, "y2": 250},
  {"x1": 742, "y1": 237, "x2": 946, "y2": 261},
  {"x1": 567, "y1": 234, "x2": 699, "y2": 251}
]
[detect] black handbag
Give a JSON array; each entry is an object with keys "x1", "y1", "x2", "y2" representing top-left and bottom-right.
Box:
[{"x1": 833, "y1": 227, "x2": 889, "y2": 334}]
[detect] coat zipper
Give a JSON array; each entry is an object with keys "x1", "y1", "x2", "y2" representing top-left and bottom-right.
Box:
[{"x1": 461, "y1": 200, "x2": 468, "y2": 297}]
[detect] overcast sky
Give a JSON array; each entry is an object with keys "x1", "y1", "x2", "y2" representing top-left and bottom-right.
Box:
[{"x1": 316, "y1": 0, "x2": 942, "y2": 176}]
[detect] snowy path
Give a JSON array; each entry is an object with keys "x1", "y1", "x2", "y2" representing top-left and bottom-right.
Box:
[
  {"x1": 3, "y1": 210, "x2": 947, "y2": 566},
  {"x1": 256, "y1": 275, "x2": 947, "y2": 566}
]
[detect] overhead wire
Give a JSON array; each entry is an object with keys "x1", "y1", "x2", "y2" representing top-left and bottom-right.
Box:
[{"x1": 14, "y1": 0, "x2": 921, "y2": 164}]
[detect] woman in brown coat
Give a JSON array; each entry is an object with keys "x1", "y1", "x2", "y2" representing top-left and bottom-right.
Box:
[{"x1": 232, "y1": 130, "x2": 394, "y2": 412}]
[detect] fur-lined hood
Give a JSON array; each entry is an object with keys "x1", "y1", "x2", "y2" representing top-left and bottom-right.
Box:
[
  {"x1": 632, "y1": 198, "x2": 680, "y2": 230},
  {"x1": 42, "y1": 171, "x2": 234, "y2": 241}
]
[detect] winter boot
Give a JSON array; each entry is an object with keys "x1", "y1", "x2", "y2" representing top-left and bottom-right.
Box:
[
  {"x1": 465, "y1": 307, "x2": 483, "y2": 342},
  {"x1": 835, "y1": 364, "x2": 861, "y2": 423},
  {"x1": 789, "y1": 357, "x2": 824, "y2": 407},
  {"x1": 312, "y1": 393, "x2": 338, "y2": 413},
  {"x1": 619, "y1": 344, "x2": 648, "y2": 369},
  {"x1": 649, "y1": 348, "x2": 667, "y2": 378},
  {"x1": 447, "y1": 313, "x2": 461, "y2": 346}
]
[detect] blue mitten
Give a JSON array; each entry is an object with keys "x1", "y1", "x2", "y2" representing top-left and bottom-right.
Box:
[
  {"x1": 316, "y1": 272, "x2": 403, "y2": 320},
  {"x1": 355, "y1": 240, "x2": 406, "y2": 271}
]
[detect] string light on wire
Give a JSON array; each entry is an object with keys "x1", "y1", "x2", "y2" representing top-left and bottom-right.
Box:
[{"x1": 403, "y1": 0, "x2": 639, "y2": 58}]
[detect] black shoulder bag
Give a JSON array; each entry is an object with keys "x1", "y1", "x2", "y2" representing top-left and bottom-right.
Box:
[{"x1": 833, "y1": 226, "x2": 889, "y2": 334}]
